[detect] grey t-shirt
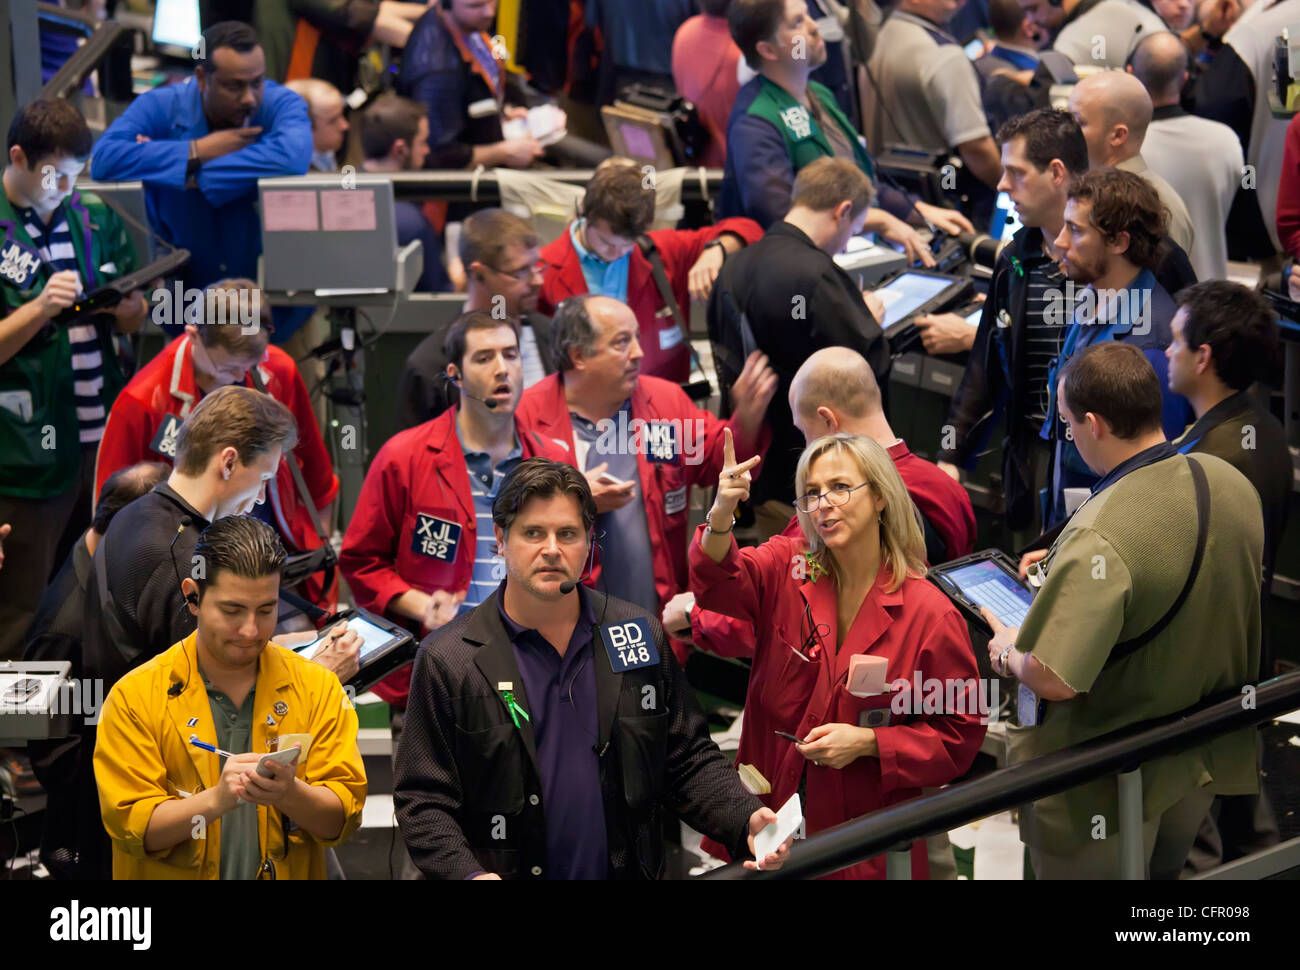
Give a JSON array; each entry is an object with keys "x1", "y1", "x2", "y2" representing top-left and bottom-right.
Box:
[
  {"x1": 863, "y1": 10, "x2": 990, "y2": 155},
  {"x1": 572, "y1": 407, "x2": 659, "y2": 613},
  {"x1": 1052, "y1": 0, "x2": 1166, "y2": 69}
]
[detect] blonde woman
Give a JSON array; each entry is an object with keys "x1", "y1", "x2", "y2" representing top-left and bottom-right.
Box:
[{"x1": 690, "y1": 431, "x2": 986, "y2": 878}]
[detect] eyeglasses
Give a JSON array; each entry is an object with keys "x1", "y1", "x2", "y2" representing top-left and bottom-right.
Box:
[
  {"x1": 491, "y1": 260, "x2": 544, "y2": 283},
  {"x1": 795, "y1": 481, "x2": 872, "y2": 514}
]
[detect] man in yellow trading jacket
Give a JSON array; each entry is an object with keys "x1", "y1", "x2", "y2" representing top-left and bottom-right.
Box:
[{"x1": 94, "y1": 515, "x2": 366, "y2": 879}]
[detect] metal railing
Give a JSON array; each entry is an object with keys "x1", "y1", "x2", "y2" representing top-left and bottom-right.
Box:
[
  {"x1": 383, "y1": 167, "x2": 723, "y2": 204},
  {"x1": 702, "y1": 671, "x2": 1300, "y2": 880}
]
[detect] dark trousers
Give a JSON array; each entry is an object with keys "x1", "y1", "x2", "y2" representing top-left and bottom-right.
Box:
[{"x1": 0, "y1": 445, "x2": 96, "y2": 660}]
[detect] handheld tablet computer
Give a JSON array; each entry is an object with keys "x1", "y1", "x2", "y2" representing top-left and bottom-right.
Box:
[
  {"x1": 872, "y1": 269, "x2": 973, "y2": 350},
  {"x1": 929, "y1": 549, "x2": 1035, "y2": 630},
  {"x1": 293, "y1": 607, "x2": 416, "y2": 694},
  {"x1": 49, "y1": 248, "x2": 192, "y2": 326}
]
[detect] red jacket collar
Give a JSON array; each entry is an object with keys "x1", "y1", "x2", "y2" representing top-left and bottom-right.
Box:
[
  {"x1": 541, "y1": 224, "x2": 654, "y2": 301},
  {"x1": 527, "y1": 371, "x2": 654, "y2": 431}
]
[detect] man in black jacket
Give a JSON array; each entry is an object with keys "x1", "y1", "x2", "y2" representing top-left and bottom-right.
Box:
[
  {"x1": 393, "y1": 458, "x2": 788, "y2": 879},
  {"x1": 937, "y1": 108, "x2": 1195, "y2": 537},
  {"x1": 22, "y1": 461, "x2": 168, "y2": 880},
  {"x1": 1167, "y1": 280, "x2": 1289, "y2": 873},
  {"x1": 1168, "y1": 281, "x2": 1290, "y2": 652},
  {"x1": 707, "y1": 157, "x2": 889, "y2": 527}
]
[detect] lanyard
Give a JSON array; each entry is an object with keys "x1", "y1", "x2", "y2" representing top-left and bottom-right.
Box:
[{"x1": 441, "y1": 8, "x2": 503, "y2": 100}]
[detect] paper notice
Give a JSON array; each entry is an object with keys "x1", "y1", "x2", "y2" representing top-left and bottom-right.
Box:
[
  {"x1": 321, "y1": 189, "x2": 377, "y2": 232},
  {"x1": 263, "y1": 190, "x2": 319, "y2": 232},
  {"x1": 754, "y1": 792, "x2": 802, "y2": 860}
]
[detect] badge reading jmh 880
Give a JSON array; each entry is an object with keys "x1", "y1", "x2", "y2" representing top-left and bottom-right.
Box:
[{"x1": 598, "y1": 618, "x2": 660, "y2": 673}]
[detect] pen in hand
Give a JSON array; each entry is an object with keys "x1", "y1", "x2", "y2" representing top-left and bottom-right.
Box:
[{"x1": 189, "y1": 736, "x2": 238, "y2": 759}]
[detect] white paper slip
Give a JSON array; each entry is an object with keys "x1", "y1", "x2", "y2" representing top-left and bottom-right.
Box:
[{"x1": 754, "y1": 792, "x2": 803, "y2": 860}]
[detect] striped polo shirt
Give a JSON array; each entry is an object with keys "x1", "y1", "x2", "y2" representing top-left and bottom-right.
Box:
[
  {"x1": 457, "y1": 424, "x2": 523, "y2": 613},
  {"x1": 1022, "y1": 252, "x2": 1070, "y2": 429},
  {"x1": 22, "y1": 205, "x2": 106, "y2": 444}
]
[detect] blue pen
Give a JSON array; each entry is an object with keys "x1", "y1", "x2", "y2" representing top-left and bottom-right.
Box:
[{"x1": 189, "y1": 736, "x2": 237, "y2": 759}]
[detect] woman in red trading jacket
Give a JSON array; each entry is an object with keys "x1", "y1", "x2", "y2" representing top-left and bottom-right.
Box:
[{"x1": 690, "y1": 431, "x2": 986, "y2": 878}]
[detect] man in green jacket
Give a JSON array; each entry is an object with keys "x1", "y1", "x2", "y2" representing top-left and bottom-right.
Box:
[
  {"x1": 0, "y1": 99, "x2": 145, "y2": 659},
  {"x1": 985, "y1": 342, "x2": 1262, "y2": 879},
  {"x1": 720, "y1": 0, "x2": 974, "y2": 262}
]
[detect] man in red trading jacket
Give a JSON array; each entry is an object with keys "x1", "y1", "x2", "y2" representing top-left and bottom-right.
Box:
[
  {"x1": 665, "y1": 345, "x2": 976, "y2": 657},
  {"x1": 94, "y1": 279, "x2": 338, "y2": 609},
  {"x1": 537, "y1": 159, "x2": 763, "y2": 383},
  {"x1": 339, "y1": 311, "x2": 537, "y2": 707},
  {"x1": 515, "y1": 294, "x2": 777, "y2": 666}
]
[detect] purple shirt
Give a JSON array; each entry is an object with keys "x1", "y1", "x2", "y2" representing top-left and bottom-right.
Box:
[{"x1": 496, "y1": 583, "x2": 609, "y2": 879}]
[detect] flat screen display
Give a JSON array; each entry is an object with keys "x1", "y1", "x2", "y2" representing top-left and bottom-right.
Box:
[
  {"x1": 874, "y1": 273, "x2": 955, "y2": 326},
  {"x1": 152, "y1": 0, "x2": 202, "y2": 52},
  {"x1": 943, "y1": 560, "x2": 1034, "y2": 627}
]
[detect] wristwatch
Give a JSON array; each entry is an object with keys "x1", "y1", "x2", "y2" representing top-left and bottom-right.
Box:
[{"x1": 997, "y1": 644, "x2": 1014, "y2": 677}]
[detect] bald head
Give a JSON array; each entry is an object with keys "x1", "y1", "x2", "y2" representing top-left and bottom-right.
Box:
[
  {"x1": 790, "y1": 348, "x2": 883, "y2": 430},
  {"x1": 1069, "y1": 71, "x2": 1153, "y2": 165},
  {"x1": 286, "y1": 78, "x2": 342, "y2": 122},
  {"x1": 1129, "y1": 32, "x2": 1188, "y2": 107}
]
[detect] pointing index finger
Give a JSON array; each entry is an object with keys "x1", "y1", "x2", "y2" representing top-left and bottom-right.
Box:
[
  {"x1": 722, "y1": 427, "x2": 735, "y2": 468},
  {"x1": 980, "y1": 606, "x2": 1005, "y2": 633}
]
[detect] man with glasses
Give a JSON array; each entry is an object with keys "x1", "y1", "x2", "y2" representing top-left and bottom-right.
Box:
[
  {"x1": 398, "y1": 208, "x2": 557, "y2": 429},
  {"x1": 94, "y1": 280, "x2": 339, "y2": 612},
  {"x1": 90, "y1": 22, "x2": 312, "y2": 334}
]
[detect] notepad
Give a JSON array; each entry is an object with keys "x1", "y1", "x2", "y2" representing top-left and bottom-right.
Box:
[
  {"x1": 754, "y1": 793, "x2": 802, "y2": 860},
  {"x1": 737, "y1": 763, "x2": 771, "y2": 796},
  {"x1": 847, "y1": 655, "x2": 889, "y2": 696}
]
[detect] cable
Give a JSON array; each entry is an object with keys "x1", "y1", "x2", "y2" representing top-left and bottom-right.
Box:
[{"x1": 5, "y1": 802, "x2": 28, "y2": 880}]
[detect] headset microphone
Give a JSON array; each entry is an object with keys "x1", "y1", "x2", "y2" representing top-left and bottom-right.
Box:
[
  {"x1": 443, "y1": 372, "x2": 499, "y2": 410},
  {"x1": 559, "y1": 531, "x2": 599, "y2": 593}
]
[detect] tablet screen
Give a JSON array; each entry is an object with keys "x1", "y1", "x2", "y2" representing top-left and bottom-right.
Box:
[
  {"x1": 964, "y1": 306, "x2": 983, "y2": 327},
  {"x1": 943, "y1": 560, "x2": 1034, "y2": 627},
  {"x1": 298, "y1": 616, "x2": 398, "y2": 664},
  {"x1": 874, "y1": 273, "x2": 954, "y2": 326}
]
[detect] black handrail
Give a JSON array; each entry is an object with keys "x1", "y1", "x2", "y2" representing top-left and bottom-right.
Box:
[
  {"x1": 38, "y1": 9, "x2": 124, "y2": 102},
  {"x1": 702, "y1": 671, "x2": 1300, "y2": 880},
  {"x1": 385, "y1": 168, "x2": 723, "y2": 204}
]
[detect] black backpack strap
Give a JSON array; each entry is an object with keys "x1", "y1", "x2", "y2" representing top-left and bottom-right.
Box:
[
  {"x1": 635, "y1": 234, "x2": 710, "y2": 394},
  {"x1": 247, "y1": 367, "x2": 337, "y2": 600},
  {"x1": 1106, "y1": 456, "x2": 1210, "y2": 667},
  {"x1": 91, "y1": 531, "x2": 146, "y2": 669}
]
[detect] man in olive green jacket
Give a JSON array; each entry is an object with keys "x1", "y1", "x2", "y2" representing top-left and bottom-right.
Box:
[{"x1": 985, "y1": 342, "x2": 1262, "y2": 879}]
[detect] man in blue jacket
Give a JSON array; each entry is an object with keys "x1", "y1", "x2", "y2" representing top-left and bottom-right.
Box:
[
  {"x1": 91, "y1": 21, "x2": 312, "y2": 335},
  {"x1": 1040, "y1": 168, "x2": 1192, "y2": 526}
]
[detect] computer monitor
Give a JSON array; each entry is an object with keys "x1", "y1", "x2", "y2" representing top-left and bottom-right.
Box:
[{"x1": 151, "y1": 0, "x2": 202, "y2": 60}]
